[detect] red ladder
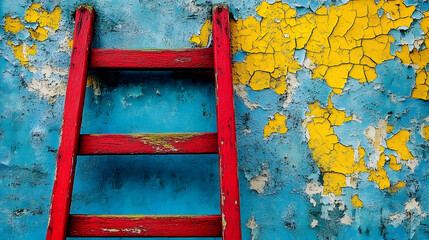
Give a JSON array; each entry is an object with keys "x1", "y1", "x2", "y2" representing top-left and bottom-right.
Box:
[{"x1": 46, "y1": 5, "x2": 242, "y2": 240}]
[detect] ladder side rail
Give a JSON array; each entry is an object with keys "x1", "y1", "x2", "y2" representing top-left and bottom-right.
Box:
[
  {"x1": 213, "y1": 5, "x2": 242, "y2": 240},
  {"x1": 46, "y1": 6, "x2": 95, "y2": 240}
]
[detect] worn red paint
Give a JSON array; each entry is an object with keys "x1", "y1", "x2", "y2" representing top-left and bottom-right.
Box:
[
  {"x1": 78, "y1": 132, "x2": 218, "y2": 155},
  {"x1": 213, "y1": 5, "x2": 243, "y2": 240},
  {"x1": 67, "y1": 215, "x2": 222, "y2": 237},
  {"x1": 89, "y1": 48, "x2": 214, "y2": 69},
  {"x1": 46, "y1": 6, "x2": 95, "y2": 240}
]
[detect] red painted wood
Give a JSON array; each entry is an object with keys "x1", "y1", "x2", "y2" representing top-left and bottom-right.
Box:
[
  {"x1": 67, "y1": 214, "x2": 222, "y2": 237},
  {"x1": 46, "y1": 6, "x2": 95, "y2": 240},
  {"x1": 78, "y1": 132, "x2": 218, "y2": 155},
  {"x1": 213, "y1": 5, "x2": 242, "y2": 240},
  {"x1": 89, "y1": 48, "x2": 214, "y2": 69}
]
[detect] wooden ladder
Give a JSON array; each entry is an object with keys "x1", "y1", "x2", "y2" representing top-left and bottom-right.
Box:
[{"x1": 46, "y1": 5, "x2": 242, "y2": 240}]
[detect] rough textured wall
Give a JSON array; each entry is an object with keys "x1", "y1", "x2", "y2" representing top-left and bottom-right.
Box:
[{"x1": 1, "y1": 0, "x2": 429, "y2": 239}]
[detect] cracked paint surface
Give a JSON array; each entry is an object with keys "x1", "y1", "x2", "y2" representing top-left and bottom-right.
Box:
[
  {"x1": 1, "y1": 0, "x2": 429, "y2": 239},
  {"x1": 195, "y1": 0, "x2": 429, "y2": 238},
  {"x1": 264, "y1": 113, "x2": 287, "y2": 138}
]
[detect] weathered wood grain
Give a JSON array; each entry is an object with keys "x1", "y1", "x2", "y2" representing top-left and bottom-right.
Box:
[
  {"x1": 67, "y1": 214, "x2": 222, "y2": 237},
  {"x1": 89, "y1": 48, "x2": 214, "y2": 69},
  {"x1": 213, "y1": 5, "x2": 242, "y2": 240},
  {"x1": 78, "y1": 132, "x2": 218, "y2": 155},
  {"x1": 46, "y1": 5, "x2": 95, "y2": 240}
]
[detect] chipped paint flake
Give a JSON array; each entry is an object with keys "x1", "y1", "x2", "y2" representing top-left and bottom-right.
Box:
[
  {"x1": 26, "y1": 77, "x2": 66, "y2": 102},
  {"x1": 388, "y1": 181, "x2": 406, "y2": 194},
  {"x1": 3, "y1": 16, "x2": 25, "y2": 33},
  {"x1": 189, "y1": 20, "x2": 212, "y2": 47},
  {"x1": 263, "y1": 113, "x2": 287, "y2": 138},
  {"x1": 7, "y1": 41, "x2": 37, "y2": 66},
  {"x1": 351, "y1": 195, "x2": 363, "y2": 208},
  {"x1": 249, "y1": 169, "x2": 269, "y2": 194},
  {"x1": 24, "y1": 4, "x2": 61, "y2": 31},
  {"x1": 246, "y1": 216, "x2": 259, "y2": 240},
  {"x1": 386, "y1": 130, "x2": 414, "y2": 160}
]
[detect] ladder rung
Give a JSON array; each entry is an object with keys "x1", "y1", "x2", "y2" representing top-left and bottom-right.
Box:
[
  {"x1": 67, "y1": 214, "x2": 222, "y2": 237},
  {"x1": 89, "y1": 48, "x2": 214, "y2": 69},
  {"x1": 78, "y1": 132, "x2": 218, "y2": 155}
]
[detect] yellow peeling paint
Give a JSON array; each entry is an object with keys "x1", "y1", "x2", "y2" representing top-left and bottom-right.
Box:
[
  {"x1": 423, "y1": 125, "x2": 429, "y2": 141},
  {"x1": 368, "y1": 153, "x2": 390, "y2": 189},
  {"x1": 304, "y1": 94, "x2": 405, "y2": 194},
  {"x1": 264, "y1": 113, "x2": 287, "y2": 138},
  {"x1": 221, "y1": 0, "x2": 415, "y2": 94},
  {"x1": 28, "y1": 26, "x2": 49, "y2": 41},
  {"x1": 190, "y1": 20, "x2": 212, "y2": 47},
  {"x1": 395, "y1": 10, "x2": 429, "y2": 100},
  {"x1": 351, "y1": 195, "x2": 363, "y2": 208},
  {"x1": 68, "y1": 40, "x2": 74, "y2": 49},
  {"x1": 305, "y1": 94, "x2": 367, "y2": 195},
  {"x1": 388, "y1": 181, "x2": 406, "y2": 194},
  {"x1": 323, "y1": 173, "x2": 346, "y2": 195},
  {"x1": 386, "y1": 130, "x2": 414, "y2": 160},
  {"x1": 24, "y1": 4, "x2": 61, "y2": 31},
  {"x1": 7, "y1": 41, "x2": 37, "y2": 66},
  {"x1": 3, "y1": 16, "x2": 25, "y2": 33},
  {"x1": 388, "y1": 155, "x2": 402, "y2": 171},
  {"x1": 22, "y1": 4, "x2": 61, "y2": 41}
]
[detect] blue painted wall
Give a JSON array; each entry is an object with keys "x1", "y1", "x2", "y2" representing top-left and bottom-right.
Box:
[{"x1": 1, "y1": 0, "x2": 429, "y2": 239}]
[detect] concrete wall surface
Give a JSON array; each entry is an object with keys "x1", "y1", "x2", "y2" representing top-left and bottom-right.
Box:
[{"x1": 1, "y1": 0, "x2": 428, "y2": 239}]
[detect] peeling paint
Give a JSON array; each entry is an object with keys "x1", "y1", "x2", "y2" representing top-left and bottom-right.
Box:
[
  {"x1": 189, "y1": 19, "x2": 212, "y2": 47},
  {"x1": 7, "y1": 41, "x2": 37, "y2": 66},
  {"x1": 3, "y1": 16, "x2": 25, "y2": 33},
  {"x1": 26, "y1": 78, "x2": 66, "y2": 103},
  {"x1": 246, "y1": 216, "x2": 259, "y2": 240},
  {"x1": 249, "y1": 169, "x2": 269, "y2": 194},
  {"x1": 351, "y1": 195, "x2": 363, "y2": 208},
  {"x1": 263, "y1": 113, "x2": 287, "y2": 138}
]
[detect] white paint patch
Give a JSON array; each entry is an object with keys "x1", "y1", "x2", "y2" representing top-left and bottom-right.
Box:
[
  {"x1": 233, "y1": 84, "x2": 260, "y2": 110},
  {"x1": 305, "y1": 181, "x2": 323, "y2": 195},
  {"x1": 27, "y1": 65, "x2": 38, "y2": 73},
  {"x1": 352, "y1": 113, "x2": 363, "y2": 123},
  {"x1": 420, "y1": 122, "x2": 427, "y2": 139},
  {"x1": 249, "y1": 169, "x2": 269, "y2": 194},
  {"x1": 346, "y1": 174, "x2": 358, "y2": 188},
  {"x1": 26, "y1": 78, "x2": 67, "y2": 103},
  {"x1": 243, "y1": 129, "x2": 252, "y2": 135},
  {"x1": 303, "y1": 57, "x2": 317, "y2": 70},
  {"x1": 302, "y1": 116, "x2": 312, "y2": 141},
  {"x1": 282, "y1": 73, "x2": 299, "y2": 109},
  {"x1": 405, "y1": 198, "x2": 427, "y2": 218},
  {"x1": 186, "y1": 0, "x2": 204, "y2": 14},
  {"x1": 389, "y1": 213, "x2": 405, "y2": 227},
  {"x1": 413, "y1": 39, "x2": 424, "y2": 50},
  {"x1": 309, "y1": 198, "x2": 317, "y2": 207},
  {"x1": 402, "y1": 158, "x2": 419, "y2": 173},
  {"x1": 364, "y1": 119, "x2": 388, "y2": 169},
  {"x1": 57, "y1": 34, "x2": 73, "y2": 53},
  {"x1": 41, "y1": 65, "x2": 68, "y2": 78},
  {"x1": 246, "y1": 216, "x2": 259, "y2": 240},
  {"x1": 389, "y1": 198, "x2": 428, "y2": 229},
  {"x1": 310, "y1": 219, "x2": 318, "y2": 228},
  {"x1": 340, "y1": 212, "x2": 353, "y2": 225}
]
